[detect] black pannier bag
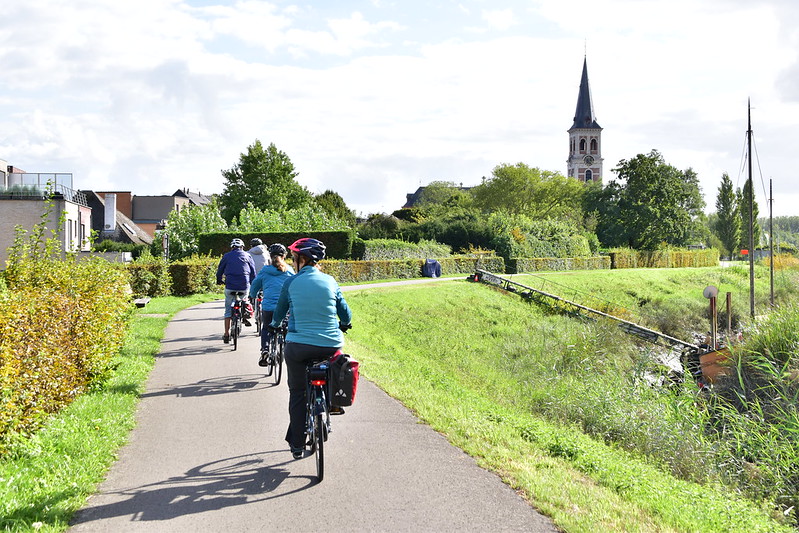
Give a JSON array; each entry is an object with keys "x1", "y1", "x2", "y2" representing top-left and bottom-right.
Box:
[{"x1": 329, "y1": 353, "x2": 360, "y2": 407}]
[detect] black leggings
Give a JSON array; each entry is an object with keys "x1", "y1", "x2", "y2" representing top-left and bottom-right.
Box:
[{"x1": 284, "y1": 342, "x2": 340, "y2": 448}]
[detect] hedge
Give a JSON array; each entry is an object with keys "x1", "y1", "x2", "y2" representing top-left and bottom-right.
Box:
[
  {"x1": 608, "y1": 248, "x2": 719, "y2": 269},
  {"x1": 321, "y1": 255, "x2": 505, "y2": 283},
  {"x1": 508, "y1": 256, "x2": 611, "y2": 274},
  {"x1": 198, "y1": 231, "x2": 353, "y2": 259},
  {"x1": 169, "y1": 255, "x2": 219, "y2": 296},
  {"x1": 0, "y1": 259, "x2": 132, "y2": 451}
]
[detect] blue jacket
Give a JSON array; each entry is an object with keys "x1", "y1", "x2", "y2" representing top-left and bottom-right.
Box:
[
  {"x1": 249, "y1": 264, "x2": 295, "y2": 311},
  {"x1": 216, "y1": 249, "x2": 257, "y2": 291},
  {"x1": 270, "y1": 265, "x2": 352, "y2": 348}
]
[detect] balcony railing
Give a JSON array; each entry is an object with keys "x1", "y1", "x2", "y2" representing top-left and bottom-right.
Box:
[{"x1": 1, "y1": 173, "x2": 87, "y2": 206}]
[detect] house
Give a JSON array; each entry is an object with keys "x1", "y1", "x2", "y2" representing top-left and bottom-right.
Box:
[
  {"x1": 87, "y1": 188, "x2": 211, "y2": 238},
  {"x1": 82, "y1": 191, "x2": 154, "y2": 246},
  {"x1": 0, "y1": 161, "x2": 92, "y2": 267}
]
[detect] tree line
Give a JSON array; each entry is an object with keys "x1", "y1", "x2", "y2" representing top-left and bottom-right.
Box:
[{"x1": 160, "y1": 139, "x2": 777, "y2": 260}]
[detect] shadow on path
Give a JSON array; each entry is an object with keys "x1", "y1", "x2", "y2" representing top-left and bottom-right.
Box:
[{"x1": 70, "y1": 453, "x2": 315, "y2": 525}]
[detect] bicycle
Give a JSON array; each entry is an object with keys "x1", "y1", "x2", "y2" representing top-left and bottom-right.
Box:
[
  {"x1": 305, "y1": 357, "x2": 334, "y2": 482},
  {"x1": 229, "y1": 291, "x2": 247, "y2": 351},
  {"x1": 263, "y1": 322, "x2": 286, "y2": 384},
  {"x1": 254, "y1": 291, "x2": 263, "y2": 334}
]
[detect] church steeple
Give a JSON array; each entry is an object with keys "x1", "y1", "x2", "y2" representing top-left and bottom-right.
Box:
[{"x1": 567, "y1": 56, "x2": 603, "y2": 183}]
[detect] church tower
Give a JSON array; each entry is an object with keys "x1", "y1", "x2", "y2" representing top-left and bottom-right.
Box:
[{"x1": 567, "y1": 57, "x2": 603, "y2": 183}]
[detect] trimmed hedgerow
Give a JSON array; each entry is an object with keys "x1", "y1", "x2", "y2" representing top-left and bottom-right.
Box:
[
  {"x1": 321, "y1": 255, "x2": 505, "y2": 283},
  {"x1": 126, "y1": 251, "x2": 172, "y2": 298},
  {"x1": 508, "y1": 256, "x2": 611, "y2": 274},
  {"x1": 169, "y1": 254, "x2": 219, "y2": 296},
  {"x1": 0, "y1": 258, "x2": 132, "y2": 452},
  {"x1": 608, "y1": 248, "x2": 719, "y2": 269},
  {"x1": 357, "y1": 239, "x2": 452, "y2": 261}
]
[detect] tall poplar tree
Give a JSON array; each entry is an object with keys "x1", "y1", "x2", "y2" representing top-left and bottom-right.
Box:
[
  {"x1": 714, "y1": 173, "x2": 741, "y2": 257},
  {"x1": 737, "y1": 180, "x2": 761, "y2": 251}
]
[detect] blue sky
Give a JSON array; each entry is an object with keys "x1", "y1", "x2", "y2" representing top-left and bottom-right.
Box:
[{"x1": 1, "y1": 0, "x2": 798, "y2": 217}]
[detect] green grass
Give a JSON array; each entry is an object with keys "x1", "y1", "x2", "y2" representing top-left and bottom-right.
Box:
[
  {"x1": 0, "y1": 293, "x2": 220, "y2": 532},
  {"x1": 344, "y1": 280, "x2": 793, "y2": 532}
]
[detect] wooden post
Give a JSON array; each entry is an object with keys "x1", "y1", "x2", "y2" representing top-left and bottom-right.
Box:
[
  {"x1": 710, "y1": 296, "x2": 718, "y2": 350},
  {"x1": 726, "y1": 292, "x2": 732, "y2": 338}
]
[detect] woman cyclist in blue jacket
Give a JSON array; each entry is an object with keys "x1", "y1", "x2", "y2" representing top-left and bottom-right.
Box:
[
  {"x1": 249, "y1": 243, "x2": 295, "y2": 363},
  {"x1": 269, "y1": 238, "x2": 352, "y2": 459}
]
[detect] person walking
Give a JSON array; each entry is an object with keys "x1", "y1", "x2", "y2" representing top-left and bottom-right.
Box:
[
  {"x1": 216, "y1": 238, "x2": 257, "y2": 344},
  {"x1": 269, "y1": 238, "x2": 352, "y2": 459},
  {"x1": 249, "y1": 243, "x2": 295, "y2": 362}
]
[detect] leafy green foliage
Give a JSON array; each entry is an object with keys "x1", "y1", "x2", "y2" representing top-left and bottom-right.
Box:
[
  {"x1": 168, "y1": 255, "x2": 219, "y2": 296},
  {"x1": 487, "y1": 213, "x2": 591, "y2": 259},
  {"x1": 357, "y1": 238, "x2": 451, "y2": 260},
  {"x1": 126, "y1": 250, "x2": 172, "y2": 297},
  {"x1": 92, "y1": 238, "x2": 149, "y2": 259},
  {"x1": 232, "y1": 203, "x2": 350, "y2": 232},
  {"x1": 158, "y1": 198, "x2": 228, "y2": 260},
  {"x1": 714, "y1": 173, "x2": 742, "y2": 257},
  {"x1": 472, "y1": 163, "x2": 585, "y2": 221},
  {"x1": 0, "y1": 212, "x2": 133, "y2": 452},
  {"x1": 314, "y1": 190, "x2": 356, "y2": 228},
  {"x1": 594, "y1": 150, "x2": 705, "y2": 249},
  {"x1": 218, "y1": 140, "x2": 312, "y2": 222},
  {"x1": 738, "y1": 179, "x2": 762, "y2": 250}
]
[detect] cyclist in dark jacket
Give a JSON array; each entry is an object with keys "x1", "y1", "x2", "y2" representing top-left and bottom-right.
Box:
[
  {"x1": 270, "y1": 237, "x2": 352, "y2": 459},
  {"x1": 216, "y1": 238, "x2": 257, "y2": 344}
]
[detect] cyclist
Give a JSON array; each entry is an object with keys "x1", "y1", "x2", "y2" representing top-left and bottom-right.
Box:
[
  {"x1": 247, "y1": 238, "x2": 271, "y2": 273},
  {"x1": 216, "y1": 238, "x2": 257, "y2": 344},
  {"x1": 249, "y1": 243, "x2": 295, "y2": 363},
  {"x1": 269, "y1": 237, "x2": 352, "y2": 459}
]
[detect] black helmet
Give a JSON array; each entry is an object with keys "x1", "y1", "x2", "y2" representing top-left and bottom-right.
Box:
[
  {"x1": 250, "y1": 238, "x2": 263, "y2": 247},
  {"x1": 268, "y1": 243, "x2": 287, "y2": 257},
  {"x1": 288, "y1": 238, "x2": 326, "y2": 262},
  {"x1": 230, "y1": 238, "x2": 244, "y2": 248}
]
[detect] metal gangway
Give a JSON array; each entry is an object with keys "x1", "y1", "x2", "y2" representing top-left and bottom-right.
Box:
[{"x1": 472, "y1": 268, "x2": 700, "y2": 352}]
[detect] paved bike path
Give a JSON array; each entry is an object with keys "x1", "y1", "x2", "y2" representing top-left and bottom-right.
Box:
[{"x1": 70, "y1": 296, "x2": 556, "y2": 532}]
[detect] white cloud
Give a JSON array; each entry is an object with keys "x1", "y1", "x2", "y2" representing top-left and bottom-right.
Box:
[{"x1": 481, "y1": 9, "x2": 517, "y2": 31}]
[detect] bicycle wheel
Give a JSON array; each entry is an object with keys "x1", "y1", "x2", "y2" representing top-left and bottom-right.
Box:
[
  {"x1": 255, "y1": 305, "x2": 262, "y2": 334},
  {"x1": 314, "y1": 412, "x2": 324, "y2": 482},
  {"x1": 274, "y1": 335, "x2": 284, "y2": 385},
  {"x1": 232, "y1": 314, "x2": 239, "y2": 351}
]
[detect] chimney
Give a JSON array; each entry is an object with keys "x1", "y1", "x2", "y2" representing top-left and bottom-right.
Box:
[{"x1": 103, "y1": 193, "x2": 117, "y2": 234}]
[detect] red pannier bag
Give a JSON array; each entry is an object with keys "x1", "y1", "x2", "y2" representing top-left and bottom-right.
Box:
[{"x1": 329, "y1": 352, "x2": 359, "y2": 407}]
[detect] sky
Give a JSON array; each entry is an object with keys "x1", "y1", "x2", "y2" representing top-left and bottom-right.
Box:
[{"x1": 1, "y1": 0, "x2": 798, "y2": 217}]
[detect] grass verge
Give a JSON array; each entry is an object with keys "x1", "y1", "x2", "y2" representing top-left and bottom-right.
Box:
[
  {"x1": 344, "y1": 280, "x2": 792, "y2": 532},
  {"x1": 0, "y1": 293, "x2": 220, "y2": 532}
]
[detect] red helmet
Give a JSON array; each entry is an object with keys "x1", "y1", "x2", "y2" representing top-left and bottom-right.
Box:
[{"x1": 288, "y1": 238, "x2": 326, "y2": 262}]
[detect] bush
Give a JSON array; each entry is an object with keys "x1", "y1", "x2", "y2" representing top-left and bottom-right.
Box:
[
  {"x1": 127, "y1": 250, "x2": 172, "y2": 297},
  {"x1": 508, "y1": 256, "x2": 611, "y2": 274},
  {"x1": 607, "y1": 248, "x2": 719, "y2": 269},
  {"x1": 0, "y1": 258, "x2": 132, "y2": 451},
  {"x1": 92, "y1": 239, "x2": 149, "y2": 259},
  {"x1": 321, "y1": 255, "x2": 505, "y2": 283},
  {"x1": 359, "y1": 239, "x2": 451, "y2": 260},
  {"x1": 169, "y1": 254, "x2": 220, "y2": 296}
]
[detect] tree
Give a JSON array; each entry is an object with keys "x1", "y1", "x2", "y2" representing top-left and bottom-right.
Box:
[
  {"x1": 714, "y1": 173, "x2": 741, "y2": 256},
  {"x1": 314, "y1": 190, "x2": 356, "y2": 228},
  {"x1": 737, "y1": 180, "x2": 761, "y2": 251},
  {"x1": 159, "y1": 199, "x2": 228, "y2": 260},
  {"x1": 471, "y1": 163, "x2": 585, "y2": 221},
  {"x1": 595, "y1": 150, "x2": 705, "y2": 249},
  {"x1": 218, "y1": 140, "x2": 312, "y2": 222}
]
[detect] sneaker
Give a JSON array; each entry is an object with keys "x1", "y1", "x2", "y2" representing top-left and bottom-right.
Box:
[
  {"x1": 291, "y1": 447, "x2": 303, "y2": 459},
  {"x1": 223, "y1": 334, "x2": 230, "y2": 344},
  {"x1": 258, "y1": 351, "x2": 270, "y2": 367},
  {"x1": 243, "y1": 318, "x2": 252, "y2": 327}
]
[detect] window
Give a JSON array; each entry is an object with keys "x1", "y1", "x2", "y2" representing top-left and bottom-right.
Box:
[
  {"x1": 590, "y1": 139, "x2": 598, "y2": 152},
  {"x1": 585, "y1": 169, "x2": 593, "y2": 182},
  {"x1": 579, "y1": 139, "x2": 586, "y2": 152}
]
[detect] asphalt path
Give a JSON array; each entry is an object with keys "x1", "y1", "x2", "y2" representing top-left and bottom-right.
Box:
[{"x1": 69, "y1": 289, "x2": 557, "y2": 532}]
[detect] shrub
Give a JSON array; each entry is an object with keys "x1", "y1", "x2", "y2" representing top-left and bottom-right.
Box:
[
  {"x1": 127, "y1": 250, "x2": 172, "y2": 297},
  {"x1": 92, "y1": 239, "x2": 149, "y2": 259},
  {"x1": 0, "y1": 258, "x2": 132, "y2": 451},
  {"x1": 170, "y1": 254, "x2": 220, "y2": 296},
  {"x1": 360, "y1": 239, "x2": 451, "y2": 260}
]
